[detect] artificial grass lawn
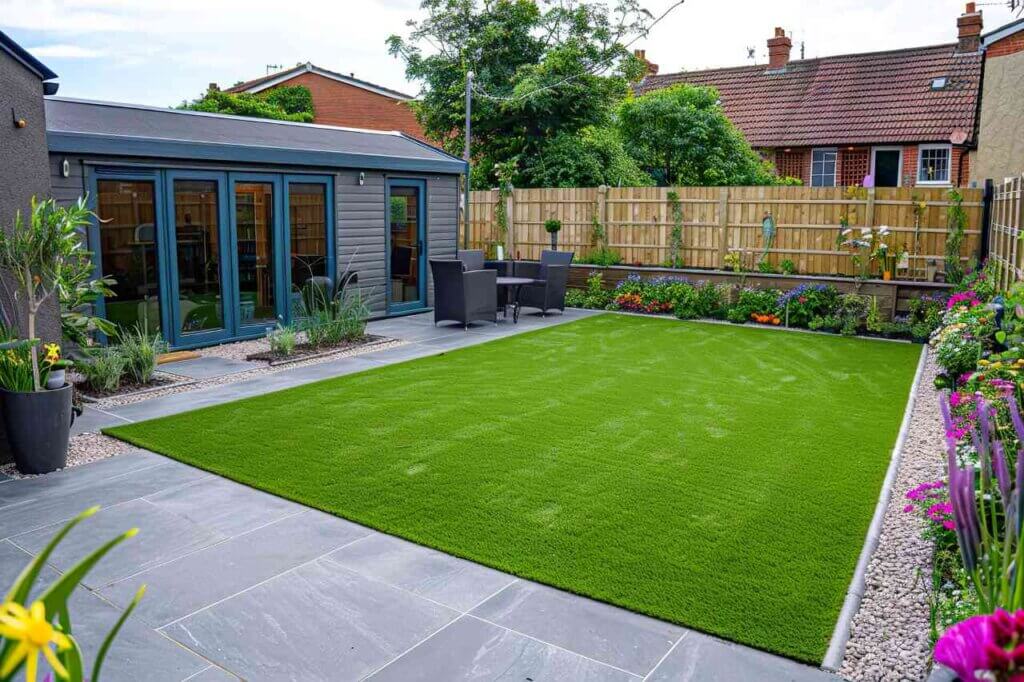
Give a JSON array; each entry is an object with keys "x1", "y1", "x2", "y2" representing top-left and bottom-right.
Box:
[{"x1": 106, "y1": 314, "x2": 921, "y2": 663}]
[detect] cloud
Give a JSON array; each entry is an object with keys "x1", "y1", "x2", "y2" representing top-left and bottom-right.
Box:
[{"x1": 27, "y1": 43, "x2": 104, "y2": 58}]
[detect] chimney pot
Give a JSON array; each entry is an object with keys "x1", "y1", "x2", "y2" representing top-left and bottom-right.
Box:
[
  {"x1": 633, "y1": 48, "x2": 659, "y2": 78},
  {"x1": 956, "y1": 3, "x2": 983, "y2": 53},
  {"x1": 767, "y1": 27, "x2": 792, "y2": 70}
]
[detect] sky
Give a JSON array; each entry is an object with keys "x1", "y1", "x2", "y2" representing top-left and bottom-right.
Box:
[{"x1": 0, "y1": 0, "x2": 1018, "y2": 107}]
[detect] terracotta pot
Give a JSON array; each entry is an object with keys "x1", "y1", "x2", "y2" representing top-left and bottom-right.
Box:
[{"x1": 883, "y1": 270, "x2": 893, "y2": 281}]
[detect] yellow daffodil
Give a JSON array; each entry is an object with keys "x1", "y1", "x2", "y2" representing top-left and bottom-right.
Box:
[
  {"x1": 43, "y1": 343, "x2": 60, "y2": 364},
  {"x1": 0, "y1": 601, "x2": 72, "y2": 681}
]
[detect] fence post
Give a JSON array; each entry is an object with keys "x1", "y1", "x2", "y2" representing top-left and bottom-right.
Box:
[
  {"x1": 717, "y1": 186, "x2": 729, "y2": 268},
  {"x1": 505, "y1": 190, "x2": 516, "y2": 260},
  {"x1": 865, "y1": 187, "x2": 876, "y2": 227}
]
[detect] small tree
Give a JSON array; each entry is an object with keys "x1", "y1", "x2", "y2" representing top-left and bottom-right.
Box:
[
  {"x1": 0, "y1": 197, "x2": 93, "y2": 391},
  {"x1": 544, "y1": 218, "x2": 562, "y2": 250}
]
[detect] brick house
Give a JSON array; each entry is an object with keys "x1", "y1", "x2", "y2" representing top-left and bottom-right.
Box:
[
  {"x1": 224, "y1": 62, "x2": 428, "y2": 141},
  {"x1": 635, "y1": 5, "x2": 987, "y2": 189}
]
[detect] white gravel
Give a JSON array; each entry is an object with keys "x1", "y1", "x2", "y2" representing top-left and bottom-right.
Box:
[
  {"x1": 839, "y1": 351, "x2": 943, "y2": 682},
  {"x1": 1, "y1": 433, "x2": 134, "y2": 480}
]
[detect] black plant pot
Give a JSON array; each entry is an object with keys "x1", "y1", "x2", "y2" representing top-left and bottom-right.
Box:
[{"x1": 0, "y1": 384, "x2": 72, "y2": 474}]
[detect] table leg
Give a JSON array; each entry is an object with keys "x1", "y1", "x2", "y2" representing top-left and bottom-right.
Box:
[{"x1": 512, "y1": 284, "x2": 522, "y2": 324}]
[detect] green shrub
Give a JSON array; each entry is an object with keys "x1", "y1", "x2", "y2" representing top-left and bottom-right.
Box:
[
  {"x1": 78, "y1": 347, "x2": 127, "y2": 392},
  {"x1": 809, "y1": 315, "x2": 841, "y2": 332},
  {"x1": 117, "y1": 324, "x2": 167, "y2": 384},
  {"x1": 776, "y1": 285, "x2": 839, "y2": 328},
  {"x1": 578, "y1": 247, "x2": 624, "y2": 266},
  {"x1": 674, "y1": 282, "x2": 728, "y2": 320},
  {"x1": 837, "y1": 293, "x2": 870, "y2": 336},
  {"x1": 780, "y1": 259, "x2": 797, "y2": 275},
  {"x1": 757, "y1": 259, "x2": 776, "y2": 274},
  {"x1": 728, "y1": 288, "x2": 781, "y2": 324},
  {"x1": 303, "y1": 287, "x2": 370, "y2": 347},
  {"x1": 267, "y1": 323, "x2": 297, "y2": 356},
  {"x1": 566, "y1": 271, "x2": 614, "y2": 310}
]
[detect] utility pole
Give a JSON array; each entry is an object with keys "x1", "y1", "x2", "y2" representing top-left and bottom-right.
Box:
[{"x1": 463, "y1": 70, "x2": 473, "y2": 250}]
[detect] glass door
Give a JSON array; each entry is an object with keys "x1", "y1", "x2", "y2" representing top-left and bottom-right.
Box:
[
  {"x1": 230, "y1": 174, "x2": 285, "y2": 332},
  {"x1": 386, "y1": 179, "x2": 426, "y2": 312},
  {"x1": 165, "y1": 171, "x2": 232, "y2": 347}
]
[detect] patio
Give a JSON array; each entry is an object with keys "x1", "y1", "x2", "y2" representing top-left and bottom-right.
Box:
[{"x1": 0, "y1": 312, "x2": 844, "y2": 681}]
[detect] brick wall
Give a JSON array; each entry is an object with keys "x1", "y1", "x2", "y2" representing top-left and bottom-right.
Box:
[
  {"x1": 769, "y1": 144, "x2": 970, "y2": 187},
  {"x1": 988, "y1": 32, "x2": 1024, "y2": 58},
  {"x1": 267, "y1": 72, "x2": 428, "y2": 141}
]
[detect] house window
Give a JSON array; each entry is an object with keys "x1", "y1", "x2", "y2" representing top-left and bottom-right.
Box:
[
  {"x1": 810, "y1": 149, "x2": 837, "y2": 187},
  {"x1": 918, "y1": 145, "x2": 952, "y2": 184}
]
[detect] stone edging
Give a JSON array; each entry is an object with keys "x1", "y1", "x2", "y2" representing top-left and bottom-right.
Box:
[{"x1": 822, "y1": 344, "x2": 929, "y2": 671}]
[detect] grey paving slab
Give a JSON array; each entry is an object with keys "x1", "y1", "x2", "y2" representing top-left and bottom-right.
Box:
[
  {"x1": 0, "y1": 461, "x2": 209, "y2": 539},
  {"x1": 72, "y1": 404, "x2": 133, "y2": 435},
  {"x1": 326, "y1": 533, "x2": 516, "y2": 612},
  {"x1": 160, "y1": 356, "x2": 259, "y2": 379},
  {"x1": 186, "y1": 666, "x2": 240, "y2": 681},
  {"x1": 471, "y1": 581, "x2": 684, "y2": 676},
  {"x1": 0, "y1": 537, "x2": 208, "y2": 682},
  {"x1": 145, "y1": 476, "x2": 303, "y2": 538},
  {"x1": 645, "y1": 632, "x2": 838, "y2": 682},
  {"x1": 12, "y1": 497, "x2": 226, "y2": 588},
  {"x1": 162, "y1": 558, "x2": 458, "y2": 681},
  {"x1": 0, "y1": 450, "x2": 164, "y2": 509},
  {"x1": 0, "y1": 470, "x2": 9, "y2": 482},
  {"x1": 102, "y1": 510, "x2": 372, "y2": 627},
  {"x1": 368, "y1": 615, "x2": 639, "y2": 681}
]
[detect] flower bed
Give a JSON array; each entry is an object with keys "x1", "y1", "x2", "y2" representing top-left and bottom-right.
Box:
[{"x1": 566, "y1": 270, "x2": 946, "y2": 341}]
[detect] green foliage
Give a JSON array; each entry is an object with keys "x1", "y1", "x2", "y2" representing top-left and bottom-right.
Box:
[
  {"x1": 301, "y1": 284, "x2": 370, "y2": 348},
  {"x1": 577, "y1": 247, "x2": 623, "y2": 266},
  {"x1": 0, "y1": 507, "x2": 143, "y2": 682},
  {"x1": 519, "y1": 127, "x2": 653, "y2": 188},
  {"x1": 866, "y1": 296, "x2": 883, "y2": 333},
  {"x1": 666, "y1": 191, "x2": 684, "y2": 268},
  {"x1": 565, "y1": 271, "x2": 614, "y2": 310},
  {"x1": 388, "y1": 0, "x2": 653, "y2": 188},
  {"x1": 0, "y1": 339, "x2": 43, "y2": 393},
  {"x1": 0, "y1": 197, "x2": 93, "y2": 391},
  {"x1": 543, "y1": 218, "x2": 562, "y2": 234},
  {"x1": 76, "y1": 347, "x2": 127, "y2": 393},
  {"x1": 617, "y1": 84, "x2": 782, "y2": 186},
  {"x1": 727, "y1": 288, "x2": 781, "y2": 323},
  {"x1": 673, "y1": 282, "x2": 728, "y2": 320},
  {"x1": 757, "y1": 259, "x2": 776, "y2": 274},
  {"x1": 116, "y1": 323, "x2": 167, "y2": 385},
  {"x1": 836, "y1": 293, "x2": 870, "y2": 336},
  {"x1": 56, "y1": 209, "x2": 116, "y2": 348},
  {"x1": 267, "y1": 323, "x2": 297, "y2": 356},
  {"x1": 179, "y1": 86, "x2": 314, "y2": 123},
  {"x1": 780, "y1": 259, "x2": 797, "y2": 276},
  {"x1": 944, "y1": 189, "x2": 968, "y2": 285}
]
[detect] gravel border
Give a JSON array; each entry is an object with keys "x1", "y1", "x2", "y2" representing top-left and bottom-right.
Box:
[
  {"x1": 838, "y1": 351, "x2": 945, "y2": 681},
  {"x1": 0, "y1": 433, "x2": 135, "y2": 480},
  {"x1": 85, "y1": 336, "x2": 405, "y2": 409}
]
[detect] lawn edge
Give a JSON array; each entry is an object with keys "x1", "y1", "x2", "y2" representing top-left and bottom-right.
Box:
[{"x1": 821, "y1": 343, "x2": 929, "y2": 671}]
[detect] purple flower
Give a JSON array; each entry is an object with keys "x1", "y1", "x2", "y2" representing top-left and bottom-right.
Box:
[{"x1": 903, "y1": 504, "x2": 914, "y2": 513}]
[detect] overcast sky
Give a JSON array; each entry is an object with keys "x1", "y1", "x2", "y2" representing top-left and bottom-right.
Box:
[{"x1": 0, "y1": 0, "x2": 1017, "y2": 107}]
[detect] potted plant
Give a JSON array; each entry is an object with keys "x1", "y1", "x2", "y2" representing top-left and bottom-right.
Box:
[
  {"x1": 43, "y1": 342, "x2": 73, "y2": 389},
  {"x1": 0, "y1": 197, "x2": 92, "y2": 474},
  {"x1": 544, "y1": 218, "x2": 562, "y2": 250}
]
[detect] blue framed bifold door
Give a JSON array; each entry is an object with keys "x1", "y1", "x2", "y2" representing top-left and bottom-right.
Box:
[
  {"x1": 229, "y1": 173, "x2": 286, "y2": 334},
  {"x1": 284, "y1": 175, "x2": 335, "y2": 320},
  {"x1": 385, "y1": 178, "x2": 427, "y2": 313},
  {"x1": 89, "y1": 170, "x2": 171, "y2": 339},
  {"x1": 163, "y1": 170, "x2": 233, "y2": 348}
]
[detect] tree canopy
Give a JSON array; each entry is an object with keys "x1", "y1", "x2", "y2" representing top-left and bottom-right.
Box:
[
  {"x1": 179, "y1": 85, "x2": 315, "y2": 123},
  {"x1": 388, "y1": 0, "x2": 656, "y2": 189},
  {"x1": 617, "y1": 83, "x2": 781, "y2": 186}
]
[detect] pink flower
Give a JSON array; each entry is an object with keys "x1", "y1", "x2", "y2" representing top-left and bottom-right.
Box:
[
  {"x1": 950, "y1": 392, "x2": 962, "y2": 407},
  {"x1": 903, "y1": 504, "x2": 915, "y2": 513},
  {"x1": 935, "y1": 614, "x2": 995, "y2": 680},
  {"x1": 943, "y1": 520, "x2": 955, "y2": 530}
]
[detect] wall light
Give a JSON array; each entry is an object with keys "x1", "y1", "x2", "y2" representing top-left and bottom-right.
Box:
[
  {"x1": 358, "y1": 172, "x2": 365, "y2": 186},
  {"x1": 11, "y1": 109, "x2": 26, "y2": 129}
]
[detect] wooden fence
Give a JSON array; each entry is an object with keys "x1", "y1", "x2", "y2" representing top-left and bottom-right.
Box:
[
  {"x1": 988, "y1": 174, "x2": 1024, "y2": 290},
  {"x1": 466, "y1": 185, "x2": 985, "y2": 279}
]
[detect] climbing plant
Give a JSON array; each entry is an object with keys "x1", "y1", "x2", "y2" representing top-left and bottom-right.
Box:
[
  {"x1": 667, "y1": 191, "x2": 684, "y2": 268},
  {"x1": 944, "y1": 189, "x2": 967, "y2": 285}
]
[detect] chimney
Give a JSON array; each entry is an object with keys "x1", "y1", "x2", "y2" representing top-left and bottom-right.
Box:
[
  {"x1": 957, "y1": 2, "x2": 983, "y2": 53},
  {"x1": 633, "y1": 49, "x2": 659, "y2": 77},
  {"x1": 767, "y1": 27, "x2": 792, "y2": 70},
  {"x1": 207, "y1": 82, "x2": 220, "y2": 94}
]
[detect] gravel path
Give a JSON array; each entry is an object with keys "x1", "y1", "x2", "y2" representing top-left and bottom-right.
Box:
[
  {"x1": 839, "y1": 351, "x2": 943, "y2": 681},
  {"x1": 1, "y1": 433, "x2": 134, "y2": 480}
]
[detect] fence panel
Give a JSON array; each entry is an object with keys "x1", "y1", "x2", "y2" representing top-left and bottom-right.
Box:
[
  {"x1": 989, "y1": 175, "x2": 1024, "y2": 290},
  {"x1": 465, "y1": 184, "x2": 985, "y2": 279}
]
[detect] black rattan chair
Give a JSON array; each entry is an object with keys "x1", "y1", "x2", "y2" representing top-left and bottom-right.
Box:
[
  {"x1": 430, "y1": 259, "x2": 498, "y2": 329},
  {"x1": 515, "y1": 251, "x2": 574, "y2": 315},
  {"x1": 457, "y1": 250, "x2": 485, "y2": 272}
]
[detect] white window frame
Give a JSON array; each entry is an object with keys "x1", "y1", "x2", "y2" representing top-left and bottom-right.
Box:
[
  {"x1": 870, "y1": 147, "x2": 903, "y2": 188},
  {"x1": 809, "y1": 147, "x2": 838, "y2": 188},
  {"x1": 916, "y1": 143, "x2": 953, "y2": 186}
]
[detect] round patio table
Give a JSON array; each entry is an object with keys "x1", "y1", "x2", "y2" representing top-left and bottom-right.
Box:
[{"x1": 495, "y1": 276, "x2": 536, "y2": 323}]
